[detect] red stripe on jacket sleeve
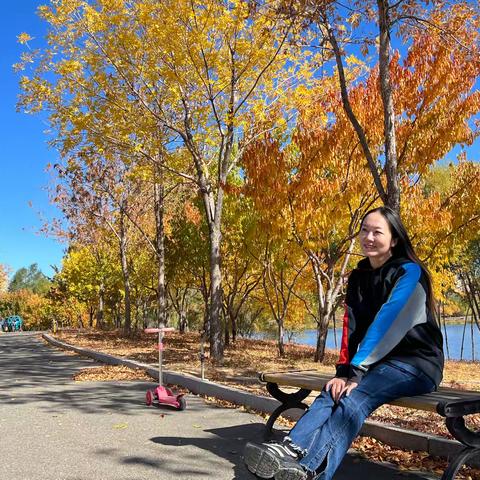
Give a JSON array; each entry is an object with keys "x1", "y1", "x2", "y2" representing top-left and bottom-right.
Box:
[{"x1": 338, "y1": 305, "x2": 350, "y2": 365}]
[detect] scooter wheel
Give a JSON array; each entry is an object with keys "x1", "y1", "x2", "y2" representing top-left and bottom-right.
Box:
[
  {"x1": 146, "y1": 390, "x2": 153, "y2": 406},
  {"x1": 178, "y1": 396, "x2": 186, "y2": 411}
]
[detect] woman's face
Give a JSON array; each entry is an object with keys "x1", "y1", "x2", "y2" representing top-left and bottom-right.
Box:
[{"x1": 359, "y1": 211, "x2": 397, "y2": 268}]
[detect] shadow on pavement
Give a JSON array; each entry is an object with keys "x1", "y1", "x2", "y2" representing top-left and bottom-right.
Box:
[
  {"x1": 0, "y1": 332, "x2": 97, "y2": 389},
  {"x1": 151, "y1": 422, "x2": 265, "y2": 479},
  {"x1": 0, "y1": 333, "x2": 188, "y2": 417},
  {"x1": 151, "y1": 423, "x2": 431, "y2": 480},
  {"x1": 1, "y1": 379, "x2": 206, "y2": 416}
]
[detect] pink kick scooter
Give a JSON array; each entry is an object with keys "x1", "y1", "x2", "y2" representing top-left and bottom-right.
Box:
[{"x1": 145, "y1": 327, "x2": 186, "y2": 410}]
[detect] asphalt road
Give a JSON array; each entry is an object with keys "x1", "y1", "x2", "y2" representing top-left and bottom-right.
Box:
[{"x1": 0, "y1": 332, "x2": 434, "y2": 480}]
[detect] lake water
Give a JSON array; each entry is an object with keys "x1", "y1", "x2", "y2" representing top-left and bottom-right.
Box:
[{"x1": 256, "y1": 323, "x2": 480, "y2": 361}]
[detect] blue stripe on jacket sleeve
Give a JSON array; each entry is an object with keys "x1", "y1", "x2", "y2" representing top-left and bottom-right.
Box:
[{"x1": 351, "y1": 262, "x2": 422, "y2": 370}]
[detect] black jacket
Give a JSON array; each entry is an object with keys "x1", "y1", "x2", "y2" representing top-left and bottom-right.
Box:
[{"x1": 336, "y1": 256, "x2": 444, "y2": 387}]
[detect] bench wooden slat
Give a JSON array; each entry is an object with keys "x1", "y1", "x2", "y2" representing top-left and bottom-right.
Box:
[
  {"x1": 260, "y1": 371, "x2": 480, "y2": 413},
  {"x1": 260, "y1": 370, "x2": 480, "y2": 478}
]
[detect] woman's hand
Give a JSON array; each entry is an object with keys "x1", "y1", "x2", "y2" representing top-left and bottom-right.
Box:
[
  {"x1": 325, "y1": 377, "x2": 347, "y2": 403},
  {"x1": 325, "y1": 377, "x2": 359, "y2": 403},
  {"x1": 340, "y1": 380, "x2": 358, "y2": 401}
]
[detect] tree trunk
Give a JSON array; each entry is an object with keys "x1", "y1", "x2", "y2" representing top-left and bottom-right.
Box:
[
  {"x1": 223, "y1": 301, "x2": 231, "y2": 347},
  {"x1": 223, "y1": 271, "x2": 259, "y2": 345},
  {"x1": 231, "y1": 314, "x2": 237, "y2": 343},
  {"x1": 89, "y1": 306, "x2": 95, "y2": 328},
  {"x1": 324, "y1": 19, "x2": 387, "y2": 204},
  {"x1": 310, "y1": 257, "x2": 327, "y2": 362},
  {"x1": 200, "y1": 271, "x2": 210, "y2": 338},
  {"x1": 179, "y1": 309, "x2": 188, "y2": 333},
  {"x1": 224, "y1": 316, "x2": 230, "y2": 347},
  {"x1": 324, "y1": 10, "x2": 401, "y2": 208},
  {"x1": 223, "y1": 311, "x2": 238, "y2": 344},
  {"x1": 142, "y1": 301, "x2": 148, "y2": 329},
  {"x1": 114, "y1": 303, "x2": 121, "y2": 329},
  {"x1": 223, "y1": 301, "x2": 237, "y2": 345},
  {"x1": 278, "y1": 321, "x2": 285, "y2": 356},
  {"x1": 119, "y1": 208, "x2": 132, "y2": 333},
  {"x1": 464, "y1": 273, "x2": 480, "y2": 330},
  {"x1": 315, "y1": 319, "x2": 329, "y2": 363},
  {"x1": 209, "y1": 224, "x2": 224, "y2": 360},
  {"x1": 96, "y1": 282, "x2": 104, "y2": 329},
  {"x1": 192, "y1": 146, "x2": 224, "y2": 360},
  {"x1": 169, "y1": 286, "x2": 190, "y2": 333},
  {"x1": 314, "y1": 292, "x2": 335, "y2": 362},
  {"x1": 377, "y1": 0, "x2": 400, "y2": 211}
]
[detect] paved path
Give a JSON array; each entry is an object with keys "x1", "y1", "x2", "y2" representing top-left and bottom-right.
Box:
[{"x1": 0, "y1": 332, "x2": 434, "y2": 480}]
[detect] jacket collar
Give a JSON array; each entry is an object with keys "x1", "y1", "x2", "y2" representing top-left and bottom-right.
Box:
[{"x1": 356, "y1": 255, "x2": 410, "y2": 272}]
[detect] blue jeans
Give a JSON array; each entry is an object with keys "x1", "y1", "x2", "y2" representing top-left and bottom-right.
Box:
[{"x1": 286, "y1": 361, "x2": 436, "y2": 479}]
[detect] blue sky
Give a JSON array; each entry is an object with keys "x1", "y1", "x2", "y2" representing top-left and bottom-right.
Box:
[
  {"x1": 0, "y1": 2, "x2": 64, "y2": 278},
  {"x1": 0, "y1": 2, "x2": 478, "y2": 281}
]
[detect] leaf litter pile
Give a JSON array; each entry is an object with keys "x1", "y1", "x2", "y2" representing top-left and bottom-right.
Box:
[
  {"x1": 73, "y1": 365, "x2": 151, "y2": 382},
  {"x1": 55, "y1": 329, "x2": 480, "y2": 479}
]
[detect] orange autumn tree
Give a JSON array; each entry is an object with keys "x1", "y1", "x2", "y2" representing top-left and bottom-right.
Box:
[
  {"x1": 313, "y1": 0, "x2": 480, "y2": 211},
  {"x1": 388, "y1": 16, "x2": 480, "y2": 300},
  {"x1": 244, "y1": 77, "x2": 377, "y2": 361},
  {"x1": 243, "y1": 14, "x2": 480, "y2": 361}
]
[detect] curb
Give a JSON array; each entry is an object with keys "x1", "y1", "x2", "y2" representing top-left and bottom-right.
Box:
[
  {"x1": 42, "y1": 333, "x2": 474, "y2": 465},
  {"x1": 42, "y1": 333, "x2": 282, "y2": 415}
]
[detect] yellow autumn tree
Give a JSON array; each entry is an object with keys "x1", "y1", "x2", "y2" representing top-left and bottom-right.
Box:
[
  {"x1": 17, "y1": 0, "x2": 308, "y2": 360},
  {"x1": 0, "y1": 264, "x2": 9, "y2": 293},
  {"x1": 404, "y1": 161, "x2": 480, "y2": 302}
]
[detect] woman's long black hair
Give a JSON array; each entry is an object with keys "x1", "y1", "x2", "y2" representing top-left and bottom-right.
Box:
[{"x1": 360, "y1": 206, "x2": 437, "y2": 317}]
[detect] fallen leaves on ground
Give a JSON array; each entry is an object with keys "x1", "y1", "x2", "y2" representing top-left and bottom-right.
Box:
[
  {"x1": 72, "y1": 365, "x2": 151, "y2": 382},
  {"x1": 351, "y1": 436, "x2": 480, "y2": 480},
  {"x1": 370, "y1": 404, "x2": 480, "y2": 440}
]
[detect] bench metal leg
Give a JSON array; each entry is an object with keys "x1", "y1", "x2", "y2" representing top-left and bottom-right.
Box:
[
  {"x1": 440, "y1": 417, "x2": 480, "y2": 478},
  {"x1": 264, "y1": 382, "x2": 312, "y2": 439},
  {"x1": 437, "y1": 400, "x2": 480, "y2": 478},
  {"x1": 445, "y1": 416, "x2": 480, "y2": 448},
  {"x1": 441, "y1": 446, "x2": 480, "y2": 480}
]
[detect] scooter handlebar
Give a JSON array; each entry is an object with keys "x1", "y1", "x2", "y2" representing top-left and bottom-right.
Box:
[{"x1": 144, "y1": 327, "x2": 175, "y2": 334}]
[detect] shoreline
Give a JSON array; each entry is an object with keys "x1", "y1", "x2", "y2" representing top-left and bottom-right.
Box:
[{"x1": 247, "y1": 322, "x2": 480, "y2": 363}]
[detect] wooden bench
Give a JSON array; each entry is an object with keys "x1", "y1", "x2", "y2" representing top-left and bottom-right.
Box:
[{"x1": 260, "y1": 370, "x2": 480, "y2": 480}]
